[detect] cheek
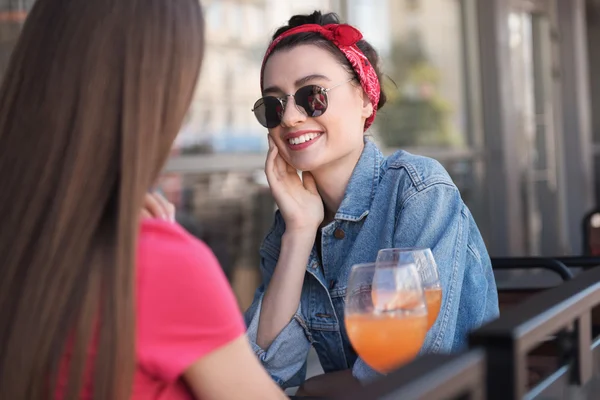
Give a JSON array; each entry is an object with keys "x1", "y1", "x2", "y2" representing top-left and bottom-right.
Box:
[
  {"x1": 268, "y1": 131, "x2": 295, "y2": 161},
  {"x1": 329, "y1": 91, "x2": 364, "y2": 120},
  {"x1": 268, "y1": 128, "x2": 283, "y2": 143},
  {"x1": 267, "y1": 130, "x2": 282, "y2": 148},
  {"x1": 325, "y1": 98, "x2": 364, "y2": 131}
]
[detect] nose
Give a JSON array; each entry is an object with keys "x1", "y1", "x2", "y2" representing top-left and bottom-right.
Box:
[{"x1": 280, "y1": 95, "x2": 307, "y2": 128}]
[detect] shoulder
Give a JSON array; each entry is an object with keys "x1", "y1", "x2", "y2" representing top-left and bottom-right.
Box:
[
  {"x1": 136, "y1": 219, "x2": 239, "y2": 329},
  {"x1": 375, "y1": 149, "x2": 460, "y2": 212},
  {"x1": 382, "y1": 150, "x2": 455, "y2": 190},
  {"x1": 135, "y1": 220, "x2": 245, "y2": 382},
  {"x1": 137, "y1": 219, "x2": 222, "y2": 288}
]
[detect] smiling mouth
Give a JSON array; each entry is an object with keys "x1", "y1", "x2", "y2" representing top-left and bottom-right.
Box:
[{"x1": 288, "y1": 132, "x2": 322, "y2": 145}]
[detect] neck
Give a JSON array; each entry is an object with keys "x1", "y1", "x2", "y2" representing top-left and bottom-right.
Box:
[{"x1": 312, "y1": 141, "x2": 365, "y2": 220}]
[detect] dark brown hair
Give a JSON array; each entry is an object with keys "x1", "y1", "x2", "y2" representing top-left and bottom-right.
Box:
[
  {"x1": 0, "y1": 0, "x2": 204, "y2": 399},
  {"x1": 264, "y1": 10, "x2": 387, "y2": 110}
]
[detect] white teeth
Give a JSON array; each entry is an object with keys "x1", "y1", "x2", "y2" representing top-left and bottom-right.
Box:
[{"x1": 288, "y1": 132, "x2": 321, "y2": 145}]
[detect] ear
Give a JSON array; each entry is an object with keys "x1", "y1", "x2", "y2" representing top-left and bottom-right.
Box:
[{"x1": 361, "y1": 91, "x2": 374, "y2": 119}]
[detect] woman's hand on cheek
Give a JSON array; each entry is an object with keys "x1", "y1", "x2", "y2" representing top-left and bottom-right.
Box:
[{"x1": 265, "y1": 135, "x2": 324, "y2": 234}]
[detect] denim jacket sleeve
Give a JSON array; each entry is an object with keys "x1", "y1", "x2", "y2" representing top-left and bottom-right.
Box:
[
  {"x1": 243, "y1": 211, "x2": 312, "y2": 388},
  {"x1": 353, "y1": 177, "x2": 482, "y2": 381}
]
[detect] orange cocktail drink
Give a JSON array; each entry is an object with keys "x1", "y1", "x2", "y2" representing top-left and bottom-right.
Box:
[
  {"x1": 345, "y1": 261, "x2": 428, "y2": 374},
  {"x1": 424, "y1": 286, "x2": 442, "y2": 329},
  {"x1": 345, "y1": 312, "x2": 427, "y2": 373}
]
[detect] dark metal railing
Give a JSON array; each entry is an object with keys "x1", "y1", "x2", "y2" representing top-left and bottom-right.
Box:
[
  {"x1": 553, "y1": 256, "x2": 600, "y2": 269},
  {"x1": 492, "y1": 256, "x2": 600, "y2": 273},
  {"x1": 491, "y1": 257, "x2": 574, "y2": 281},
  {"x1": 336, "y1": 351, "x2": 486, "y2": 400},
  {"x1": 469, "y1": 266, "x2": 600, "y2": 400}
]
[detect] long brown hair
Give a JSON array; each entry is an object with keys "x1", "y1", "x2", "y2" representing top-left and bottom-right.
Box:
[{"x1": 0, "y1": 0, "x2": 204, "y2": 398}]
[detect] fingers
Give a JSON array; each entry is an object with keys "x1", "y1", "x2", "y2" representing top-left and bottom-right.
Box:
[
  {"x1": 267, "y1": 136, "x2": 296, "y2": 177},
  {"x1": 265, "y1": 136, "x2": 278, "y2": 184},
  {"x1": 143, "y1": 193, "x2": 163, "y2": 219},
  {"x1": 286, "y1": 160, "x2": 297, "y2": 174},
  {"x1": 266, "y1": 136, "x2": 278, "y2": 167},
  {"x1": 266, "y1": 136, "x2": 291, "y2": 180},
  {"x1": 155, "y1": 192, "x2": 176, "y2": 222},
  {"x1": 140, "y1": 209, "x2": 152, "y2": 220},
  {"x1": 301, "y1": 171, "x2": 319, "y2": 195},
  {"x1": 142, "y1": 192, "x2": 175, "y2": 222},
  {"x1": 265, "y1": 135, "x2": 305, "y2": 198}
]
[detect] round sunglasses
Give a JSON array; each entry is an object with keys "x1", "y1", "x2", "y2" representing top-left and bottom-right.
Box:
[{"x1": 252, "y1": 79, "x2": 353, "y2": 128}]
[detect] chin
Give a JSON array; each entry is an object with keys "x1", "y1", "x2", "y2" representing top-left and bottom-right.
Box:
[
  {"x1": 292, "y1": 152, "x2": 348, "y2": 173},
  {"x1": 291, "y1": 161, "x2": 317, "y2": 172},
  {"x1": 283, "y1": 154, "x2": 318, "y2": 172}
]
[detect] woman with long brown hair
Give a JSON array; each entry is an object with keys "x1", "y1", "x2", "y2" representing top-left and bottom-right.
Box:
[{"x1": 0, "y1": 0, "x2": 286, "y2": 399}]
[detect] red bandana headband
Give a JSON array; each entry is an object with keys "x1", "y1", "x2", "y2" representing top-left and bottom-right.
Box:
[{"x1": 260, "y1": 24, "x2": 381, "y2": 131}]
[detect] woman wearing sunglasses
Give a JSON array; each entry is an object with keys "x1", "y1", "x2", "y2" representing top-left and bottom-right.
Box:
[{"x1": 245, "y1": 11, "x2": 499, "y2": 397}]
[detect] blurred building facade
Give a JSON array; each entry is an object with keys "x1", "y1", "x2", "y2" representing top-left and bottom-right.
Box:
[{"x1": 1, "y1": 0, "x2": 599, "y2": 307}]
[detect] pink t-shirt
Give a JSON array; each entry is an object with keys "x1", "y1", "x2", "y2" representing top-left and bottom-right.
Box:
[{"x1": 56, "y1": 219, "x2": 246, "y2": 399}]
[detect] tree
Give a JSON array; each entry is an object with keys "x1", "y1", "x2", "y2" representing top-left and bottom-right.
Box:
[{"x1": 376, "y1": 30, "x2": 460, "y2": 148}]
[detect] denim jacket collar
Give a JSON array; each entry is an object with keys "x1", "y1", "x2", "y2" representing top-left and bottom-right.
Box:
[{"x1": 335, "y1": 139, "x2": 384, "y2": 222}]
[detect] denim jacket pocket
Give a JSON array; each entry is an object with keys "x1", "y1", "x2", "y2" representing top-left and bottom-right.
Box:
[{"x1": 328, "y1": 286, "x2": 347, "y2": 301}]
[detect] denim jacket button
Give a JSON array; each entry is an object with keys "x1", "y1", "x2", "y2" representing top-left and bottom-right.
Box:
[{"x1": 334, "y1": 228, "x2": 345, "y2": 239}]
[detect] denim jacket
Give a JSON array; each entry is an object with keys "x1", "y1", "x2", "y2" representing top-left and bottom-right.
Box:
[{"x1": 244, "y1": 139, "x2": 499, "y2": 387}]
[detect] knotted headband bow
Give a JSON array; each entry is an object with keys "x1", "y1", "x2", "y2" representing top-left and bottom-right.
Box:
[{"x1": 260, "y1": 24, "x2": 381, "y2": 131}]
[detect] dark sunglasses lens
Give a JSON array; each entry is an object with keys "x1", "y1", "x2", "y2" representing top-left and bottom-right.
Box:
[
  {"x1": 253, "y1": 97, "x2": 283, "y2": 128},
  {"x1": 296, "y1": 85, "x2": 328, "y2": 118}
]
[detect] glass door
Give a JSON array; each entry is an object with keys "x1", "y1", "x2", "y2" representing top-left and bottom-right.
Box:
[{"x1": 507, "y1": 0, "x2": 567, "y2": 255}]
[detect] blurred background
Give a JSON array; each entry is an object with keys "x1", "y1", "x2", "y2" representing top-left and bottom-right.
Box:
[{"x1": 1, "y1": 0, "x2": 599, "y2": 310}]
